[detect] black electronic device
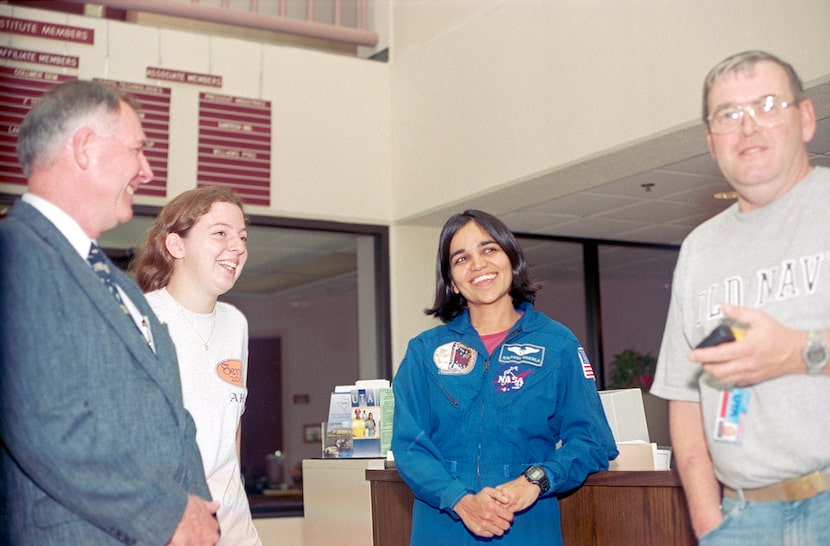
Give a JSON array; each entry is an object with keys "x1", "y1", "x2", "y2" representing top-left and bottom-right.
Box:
[{"x1": 696, "y1": 319, "x2": 747, "y2": 349}]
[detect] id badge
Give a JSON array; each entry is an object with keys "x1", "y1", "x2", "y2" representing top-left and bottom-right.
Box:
[{"x1": 713, "y1": 387, "x2": 750, "y2": 444}]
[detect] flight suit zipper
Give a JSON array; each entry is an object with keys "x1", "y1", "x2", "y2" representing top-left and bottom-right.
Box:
[
  {"x1": 476, "y1": 326, "x2": 523, "y2": 486},
  {"x1": 429, "y1": 373, "x2": 458, "y2": 406}
]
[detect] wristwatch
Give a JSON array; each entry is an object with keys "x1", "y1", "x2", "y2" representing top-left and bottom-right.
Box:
[
  {"x1": 803, "y1": 330, "x2": 828, "y2": 375},
  {"x1": 521, "y1": 465, "x2": 550, "y2": 495}
]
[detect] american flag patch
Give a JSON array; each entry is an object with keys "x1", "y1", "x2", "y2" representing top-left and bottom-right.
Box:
[
  {"x1": 450, "y1": 342, "x2": 473, "y2": 370},
  {"x1": 577, "y1": 347, "x2": 595, "y2": 379}
]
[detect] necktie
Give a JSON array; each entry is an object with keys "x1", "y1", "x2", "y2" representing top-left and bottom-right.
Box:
[{"x1": 87, "y1": 242, "x2": 130, "y2": 316}]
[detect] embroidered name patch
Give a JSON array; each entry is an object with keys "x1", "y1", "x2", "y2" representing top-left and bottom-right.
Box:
[
  {"x1": 577, "y1": 348, "x2": 595, "y2": 379},
  {"x1": 433, "y1": 341, "x2": 477, "y2": 375},
  {"x1": 498, "y1": 343, "x2": 544, "y2": 366},
  {"x1": 493, "y1": 364, "x2": 532, "y2": 392}
]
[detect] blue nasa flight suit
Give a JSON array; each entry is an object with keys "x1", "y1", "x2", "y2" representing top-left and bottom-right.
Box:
[{"x1": 392, "y1": 302, "x2": 618, "y2": 545}]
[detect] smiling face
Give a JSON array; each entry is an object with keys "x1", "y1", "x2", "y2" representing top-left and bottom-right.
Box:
[
  {"x1": 77, "y1": 102, "x2": 154, "y2": 237},
  {"x1": 706, "y1": 60, "x2": 816, "y2": 211},
  {"x1": 166, "y1": 201, "x2": 248, "y2": 301},
  {"x1": 448, "y1": 221, "x2": 514, "y2": 315}
]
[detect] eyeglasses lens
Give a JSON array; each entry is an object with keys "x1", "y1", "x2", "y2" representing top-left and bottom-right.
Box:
[{"x1": 709, "y1": 96, "x2": 790, "y2": 134}]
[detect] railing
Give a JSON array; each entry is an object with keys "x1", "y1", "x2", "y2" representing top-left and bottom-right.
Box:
[{"x1": 61, "y1": 0, "x2": 378, "y2": 47}]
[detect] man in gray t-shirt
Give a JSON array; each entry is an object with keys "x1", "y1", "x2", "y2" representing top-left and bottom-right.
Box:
[{"x1": 651, "y1": 51, "x2": 830, "y2": 545}]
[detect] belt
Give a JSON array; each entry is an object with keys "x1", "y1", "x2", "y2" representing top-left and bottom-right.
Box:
[{"x1": 723, "y1": 471, "x2": 830, "y2": 503}]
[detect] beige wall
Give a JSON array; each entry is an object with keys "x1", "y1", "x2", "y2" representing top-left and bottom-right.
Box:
[
  {"x1": 0, "y1": 4, "x2": 391, "y2": 225},
  {"x1": 3, "y1": 1, "x2": 829, "y2": 364},
  {"x1": 388, "y1": 224, "x2": 443, "y2": 365},
  {"x1": 389, "y1": 0, "x2": 830, "y2": 221},
  {"x1": 386, "y1": 0, "x2": 830, "y2": 362}
]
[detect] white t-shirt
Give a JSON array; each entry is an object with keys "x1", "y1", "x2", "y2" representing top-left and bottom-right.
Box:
[
  {"x1": 651, "y1": 166, "x2": 830, "y2": 490},
  {"x1": 146, "y1": 288, "x2": 261, "y2": 546}
]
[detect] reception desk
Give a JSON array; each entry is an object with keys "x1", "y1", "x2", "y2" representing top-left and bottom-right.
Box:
[{"x1": 365, "y1": 468, "x2": 695, "y2": 546}]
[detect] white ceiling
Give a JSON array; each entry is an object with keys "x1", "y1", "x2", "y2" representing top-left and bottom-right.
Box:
[
  {"x1": 401, "y1": 99, "x2": 830, "y2": 248},
  {"x1": 499, "y1": 116, "x2": 830, "y2": 246}
]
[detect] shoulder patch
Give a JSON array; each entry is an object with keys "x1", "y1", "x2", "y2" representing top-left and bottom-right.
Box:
[
  {"x1": 577, "y1": 347, "x2": 595, "y2": 379},
  {"x1": 433, "y1": 341, "x2": 477, "y2": 375}
]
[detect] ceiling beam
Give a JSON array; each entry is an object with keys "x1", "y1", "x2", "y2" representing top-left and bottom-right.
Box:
[{"x1": 62, "y1": 0, "x2": 379, "y2": 46}]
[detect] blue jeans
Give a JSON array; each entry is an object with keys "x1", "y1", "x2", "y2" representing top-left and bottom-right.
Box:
[{"x1": 699, "y1": 489, "x2": 830, "y2": 546}]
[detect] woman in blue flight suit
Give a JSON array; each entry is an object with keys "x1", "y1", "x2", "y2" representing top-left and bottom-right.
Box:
[{"x1": 392, "y1": 210, "x2": 617, "y2": 545}]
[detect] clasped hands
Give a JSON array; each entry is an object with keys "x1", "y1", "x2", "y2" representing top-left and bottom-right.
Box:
[
  {"x1": 689, "y1": 304, "x2": 806, "y2": 387},
  {"x1": 453, "y1": 475, "x2": 541, "y2": 538}
]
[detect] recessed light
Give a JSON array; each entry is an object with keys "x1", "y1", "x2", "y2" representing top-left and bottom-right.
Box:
[{"x1": 713, "y1": 191, "x2": 738, "y2": 200}]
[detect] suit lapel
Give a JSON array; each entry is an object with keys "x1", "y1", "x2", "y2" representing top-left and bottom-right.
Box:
[{"x1": 15, "y1": 203, "x2": 182, "y2": 411}]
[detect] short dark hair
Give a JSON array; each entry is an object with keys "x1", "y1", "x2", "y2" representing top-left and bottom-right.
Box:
[{"x1": 426, "y1": 209, "x2": 540, "y2": 323}]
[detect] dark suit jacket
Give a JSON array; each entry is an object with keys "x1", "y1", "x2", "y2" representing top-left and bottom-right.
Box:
[{"x1": 0, "y1": 200, "x2": 211, "y2": 545}]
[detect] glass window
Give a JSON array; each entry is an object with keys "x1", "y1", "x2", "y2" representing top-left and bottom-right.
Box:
[
  {"x1": 97, "y1": 208, "x2": 391, "y2": 516},
  {"x1": 519, "y1": 237, "x2": 588, "y2": 352},
  {"x1": 598, "y1": 244, "x2": 677, "y2": 387}
]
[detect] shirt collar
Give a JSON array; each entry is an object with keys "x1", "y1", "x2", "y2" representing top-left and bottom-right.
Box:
[{"x1": 22, "y1": 193, "x2": 93, "y2": 259}]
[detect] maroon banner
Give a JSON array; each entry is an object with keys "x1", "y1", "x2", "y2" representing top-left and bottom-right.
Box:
[
  {"x1": 0, "y1": 66, "x2": 76, "y2": 186},
  {"x1": 147, "y1": 66, "x2": 222, "y2": 88},
  {"x1": 0, "y1": 69, "x2": 170, "y2": 196},
  {"x1": 198, "y1": 92, "x2": 271, "y2": 206},
  {"x1": 0, "y1": 46, "x2": 79, "y2": 69},
  {"x1": 95, "y1": 79, "x2": 172, "y2": 197}
]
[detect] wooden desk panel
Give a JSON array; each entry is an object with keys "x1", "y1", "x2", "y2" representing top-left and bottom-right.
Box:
[
  {"x1": 366, "y1": 469, "x2": 414, "y2": 546},
  {"x1": 366, "y1": 469, "x2": 695, "y2": 546},
  {"x1": 558, "y1": 471, "x2": 695, "y2": 545}
]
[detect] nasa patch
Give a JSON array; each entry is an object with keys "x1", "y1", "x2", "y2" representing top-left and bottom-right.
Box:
[
  {"x1": 433, "y1": 341, "x2": 477, "y2": 375},
  {"x1": 493, "y1": 364, "x2": 533, "y2": 392},
  {"x1": 498, "y1": 343, "x2": 545, "y2": 366}
]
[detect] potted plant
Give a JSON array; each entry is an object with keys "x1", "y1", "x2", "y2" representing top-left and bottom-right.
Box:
[{"x1": 608, "y1": 349, "x2": 657, "y2": 391}]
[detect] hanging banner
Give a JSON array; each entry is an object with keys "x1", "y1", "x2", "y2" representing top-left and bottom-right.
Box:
[
  {"x1": 0, "y1": 46, "x2": 79, "y2": 69},
  {"x1": 147, "y1": 66, "x2": 222, "y2": 88},
  {"x1": 0, "y1": 66, "x2": 76, "y2": 186},
  {"x1": 95, "y1": 79, "x2": 172, "y2": 197},
  {"x1": 0, "y1": 16, "x2": 94, "y2": 44},
  {"x1": 197, "y1": 92, "x2": 271, "y2": 206}
]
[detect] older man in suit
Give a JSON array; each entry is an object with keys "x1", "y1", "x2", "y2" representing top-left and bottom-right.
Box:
[{"x1": 0, "y1": 80, "x2": 220, "y2": 545}]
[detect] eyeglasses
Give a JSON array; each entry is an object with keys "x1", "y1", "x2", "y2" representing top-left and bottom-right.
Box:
[{"x1": 707, "y1": 95, "x2": 795, "y2": 134}]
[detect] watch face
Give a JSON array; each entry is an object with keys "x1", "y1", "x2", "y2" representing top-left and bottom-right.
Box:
[
  {"x1": 808, "y1": 345, "x2": 828, "y2": 364},
  {"x1": 806, "y1": 331, "x2": 829, "y2": 367},
  {"x1": 526, "y1": 466, "x2": 544, "y2": 480}
]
